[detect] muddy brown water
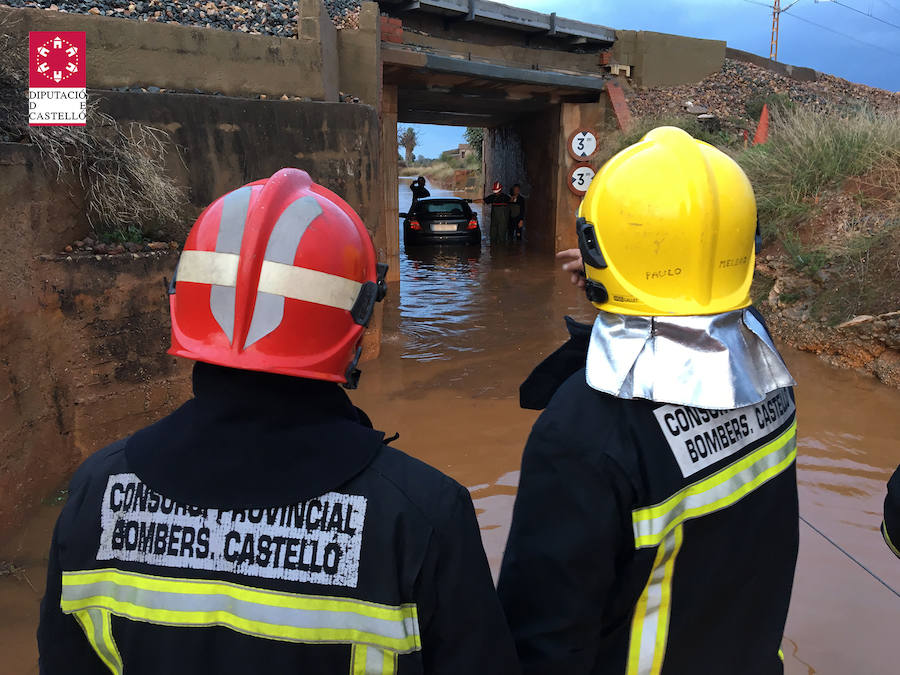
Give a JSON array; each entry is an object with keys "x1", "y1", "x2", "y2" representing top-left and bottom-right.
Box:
[{"x1": 2, "y1": 187, "x2": 898, "y2": 673}]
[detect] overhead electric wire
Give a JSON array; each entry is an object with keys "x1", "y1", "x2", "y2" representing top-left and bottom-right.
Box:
[
  {"x1": 800, "y1": 515, "x2": 900, "y2": 600},
  {"x1": 741, "y1": 0, "x2": 900, "y2": 58},
  {"x1": 874, "y1": 0, "x2": 900, "y2": 16},
  {"x1": 825, "y1": 0, "x2": 900, "y2": 30}
]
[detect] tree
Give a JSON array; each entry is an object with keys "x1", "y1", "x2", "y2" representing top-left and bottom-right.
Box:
[
  {"x1": 464, "y1": 127, "x2": 484, "y2": 161},
  {"x1": 398, "y1": 127, "x2": 419, "y2": 164}
]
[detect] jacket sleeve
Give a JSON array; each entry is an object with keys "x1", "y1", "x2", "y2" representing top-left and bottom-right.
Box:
[
  {"x1": 883, "y1": 465, "x2": 900, "y2": 558},
  {"x1": 498, "y1": 413, "x2": 630, "y2": 675},
  {"x1": 416, "y1": 485, "x2": 520, "y2": 675},
  {"x1": 38, "y1": 520, "x2": 107, "y2": 675}
]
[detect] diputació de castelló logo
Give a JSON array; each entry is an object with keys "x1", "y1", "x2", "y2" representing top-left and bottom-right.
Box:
[{"x1": 29, "y1": 31, "x2": 87, "y2": 126}]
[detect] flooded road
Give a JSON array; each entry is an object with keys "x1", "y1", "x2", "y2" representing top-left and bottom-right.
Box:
[{"x1": 1, "y1": 185, "x2": 897, "y2": 673}]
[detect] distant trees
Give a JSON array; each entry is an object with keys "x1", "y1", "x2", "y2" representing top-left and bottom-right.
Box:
[
  {"x1": 464, "y1": 127, "x2": 484, "y2": 161},
  {"x1": 398, "y1": 127, "x2": 419, "y2": 164}
]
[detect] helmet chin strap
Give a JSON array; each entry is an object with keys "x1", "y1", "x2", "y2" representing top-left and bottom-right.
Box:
[
  {"x1": 576, "y1": 216, "x2": 609, "y2": 305},
  {"x1": 344, "y1": 263, "x2": 389, "y2": 389}
]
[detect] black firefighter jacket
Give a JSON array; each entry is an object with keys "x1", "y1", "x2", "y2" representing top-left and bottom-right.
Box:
[
  {"x1": 498, "y1": 317, "x2": 800, "y2": 675},
  {"x1": 39, "y1": 362, "x2": 520, "y2": 675}
]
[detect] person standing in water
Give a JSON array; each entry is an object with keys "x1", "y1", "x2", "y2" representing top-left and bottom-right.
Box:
[
  {"x1": 483, "y1": 181, "x2": 510, "y2": 243},
  {"x1": 499, "y1": 127, "x2": 799, "y2": 675},
  {"x1": 508, "y1": 184, "x2": 526, "y2": 241},
  {"x1": 410, "y1": 176, "x2": 430, "y2": 210}
]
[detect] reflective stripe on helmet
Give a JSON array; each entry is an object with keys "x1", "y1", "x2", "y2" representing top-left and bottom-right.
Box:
[
  {"x1": 176, "y1": 250, "x2": 240, "y2": 287},
  {"x1": 211, "y1": 186, "x2": 253, "y2": 342},
  {"x1": 244, "y1": 196, "x2": 324, "y2": 347},
  {"x1": 61, "y1": 568, "x2": 421, "y2": 656},
  {"x1": 258, "y1": 261, "x2": 362, "y2": 312},
  {"x1": 631, "y1": 421, "x2": 797, "y2": 549}
]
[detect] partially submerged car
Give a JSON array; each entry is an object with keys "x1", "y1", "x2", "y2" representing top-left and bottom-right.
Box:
[{"x1": 402, "y1": 198, "x2": 481, "y2": 246}]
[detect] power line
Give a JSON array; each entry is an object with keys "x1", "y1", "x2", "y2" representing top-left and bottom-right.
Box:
[
  {"x1": 874, "y1": 0, "x2": 900, "y2": 16},
  {"x1": 821, "y1": 0, "x2": 900, "y2": 31},
  {"x1": 741, "y1": 0, "x2": 900, "y2": 58},
  {"x1": 800, "y1": 515, "x2": 900, "y2": 600}
]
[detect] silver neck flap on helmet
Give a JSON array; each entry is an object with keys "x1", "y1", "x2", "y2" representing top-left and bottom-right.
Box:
[{"x1": 585, "y1": 308, "x2": 795, "y2": 410}]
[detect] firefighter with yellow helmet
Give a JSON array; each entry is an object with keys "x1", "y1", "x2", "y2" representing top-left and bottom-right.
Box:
[{"x1": 498, "y1": 127, "x2": 799, "y2": 674}]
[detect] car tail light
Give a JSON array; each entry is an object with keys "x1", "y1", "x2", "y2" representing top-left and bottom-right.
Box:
[
  {"x1": 467, "y1": 219, "x2": 478, "y2": 230},
  {"x1": 410, "y1": 220, "x2": 422, "y2": 231}
]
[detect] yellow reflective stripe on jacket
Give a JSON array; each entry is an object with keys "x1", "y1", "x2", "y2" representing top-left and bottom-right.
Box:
[
  {"x1": 632, "y1": 421, "x2": 797, "y2": 549},
  {"x1": 882, "y1": 521, "x2": 900, "y2": 558},
  {"x1": 626, "y1": 524, "x2": 683, "y2": 675},
  {"x1": 61, "y1": 568, "x2": 421, "y2": 655},
  {"x1": 351, "y1": 644, "x2": 399, "y2": 675},
  {"x1": 72, "y1": 607, "x2": 123, "y2": 675}
]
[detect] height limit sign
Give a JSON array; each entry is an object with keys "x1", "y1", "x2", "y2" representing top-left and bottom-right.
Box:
[
  {"x1": 29, "y1": 32, "x2": 87, "y2": 126},
  {"x1": 567, "y1": 128, "x2": 598, "y2": 161}
]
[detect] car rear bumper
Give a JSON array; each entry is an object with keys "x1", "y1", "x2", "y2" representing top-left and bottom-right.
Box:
[{"x1": 405, "y1": 230, "x2": 481, "y2": 245}]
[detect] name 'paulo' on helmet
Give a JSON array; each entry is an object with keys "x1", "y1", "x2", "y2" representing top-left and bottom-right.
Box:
[{"x1": 577, "y1": 126, "x2": 757, "y2": 316}]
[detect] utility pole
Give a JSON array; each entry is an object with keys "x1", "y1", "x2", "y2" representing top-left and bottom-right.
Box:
[
  {"x1": 770, "y1": 0, "x2": 781, "y2": 60},
  {"x1": 770, "y1": 0, "x2": 800, "y2": 61}
]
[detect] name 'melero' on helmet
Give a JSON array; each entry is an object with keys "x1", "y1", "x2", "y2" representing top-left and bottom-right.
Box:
[{"x1": 167, "y1": 168, "x2": 387, "y2": 388}]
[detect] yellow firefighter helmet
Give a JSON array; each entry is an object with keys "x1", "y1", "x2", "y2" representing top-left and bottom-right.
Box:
[{"x1": 577, "y1": 126, "x2": 758, "y2": 316}]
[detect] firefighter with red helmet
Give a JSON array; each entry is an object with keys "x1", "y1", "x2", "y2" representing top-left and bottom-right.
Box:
[{"x1": 38, "y1": 169, "x2": 519, "y2": 675}]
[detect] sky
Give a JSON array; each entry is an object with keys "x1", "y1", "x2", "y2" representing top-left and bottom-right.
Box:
[{"x1": 403, "y1": 0, "x2": 900, "y2": 158}]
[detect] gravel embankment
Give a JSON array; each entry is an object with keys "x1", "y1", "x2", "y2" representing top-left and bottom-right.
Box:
[
  {"x1": 627, "y1": 59, "x2": 899, "y2": 121},
  {"x1": 2, "y1": 0, "x2": 363, "y2": 34}
]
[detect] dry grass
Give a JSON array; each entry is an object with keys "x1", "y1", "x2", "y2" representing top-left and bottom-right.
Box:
[{"x1": 0, "y1": 16, "x2": 185, "y2": 239}]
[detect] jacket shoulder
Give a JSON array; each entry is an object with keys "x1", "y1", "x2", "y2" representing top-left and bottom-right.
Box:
[
  {"x1": 530, "y1": 369, "x2": 642, "y2": 479},
  {"x1": 367, "y1": 445, "x2": 472, "y2": 530},
  {"x1": 68, "y1": 438, "x2": 129, "y2": 495}
]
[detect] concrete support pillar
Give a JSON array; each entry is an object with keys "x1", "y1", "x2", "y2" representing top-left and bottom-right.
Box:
[
  {"x1": 482, "y1": 126, "x2": 530, "y2": 244},
  {"x1": 381, "y1": 84, "x2": 400, "y2": 283},
  {"x1": 297, "y1": 0, "x2": 339, "y2": 102},
  {"x1": 554, "y1": 100, "x2": 610, "y2": 252},
  {"x1": 337, "y1": 2, "x2": 382, "y2": 107}
]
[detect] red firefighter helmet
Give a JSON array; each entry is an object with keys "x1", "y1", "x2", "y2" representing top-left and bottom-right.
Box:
[{"x1": 168, "y1": 168, "x2": 387, "y2": 387}]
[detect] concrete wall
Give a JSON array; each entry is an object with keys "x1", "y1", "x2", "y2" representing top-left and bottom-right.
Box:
[
  {"x1": 726, "y1": 47, "x2": 818, "y2": 82},
  {"x1": 0, "y1": 93, "x2": 384, "y2": 540},
  {"x1": 553, "y1": 100, "x2": 610, "y2": 252},
  {"x1": 613, "y1": 30, "x2": 725, "y2": 87},
  {"x1": 0, "y1": 143, "x2": 191, "y2": 539},
  {"x1": 94, "y1": 92, "x2": 381, "y2": 239},
  {"x1": 381, "y1": 85, "x2": 400, "y2": 283},
  {"x1": 337, "y1": 2, "x2": 382, "y2": 107},
  {"x1": 515, "y1": 106, "x2": 561, "y2": 252},
  {"x1": 0, "y1": 5, "x2": 336, "y2": 100}
]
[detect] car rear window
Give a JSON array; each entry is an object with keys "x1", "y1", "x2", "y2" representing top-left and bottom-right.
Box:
[{"x1": 416, "y1": 200, "x2": 469, "y2": 217}]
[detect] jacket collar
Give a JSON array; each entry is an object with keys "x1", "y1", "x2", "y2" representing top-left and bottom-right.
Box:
[
  {"x1": 585, "y1": 308, "x2": 795, "y2": 409},
  {"x1": 125, "y1": 363, "x2": 385, "y2": 508}
]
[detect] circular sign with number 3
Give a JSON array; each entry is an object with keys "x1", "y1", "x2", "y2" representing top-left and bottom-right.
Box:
[
  {"x1": 568, "y1": 163, "x2": 596, "y2": 196},
  {"x1": 567, "y1": 128, "x2": 599, "y2": 161}
]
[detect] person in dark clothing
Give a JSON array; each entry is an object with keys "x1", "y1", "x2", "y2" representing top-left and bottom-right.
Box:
[
  {"x1": 410, "y1": 176, "x2": 430, "y2": 210},
  {"x1": 38, "y1": 168, "x2": 519, "y2": 675},
  {"x1": 498, "y1": 127, "x2": 799, "y2": 675},
  {"x1": 883, "y1": 466, "x2": 900, "y2": 558},
  {"x1": 483, "y1": 181, "x2": 510, "y2": 243},
  {"x1": 508, "y1": 184, "x2": 526, "y2": 241}
]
